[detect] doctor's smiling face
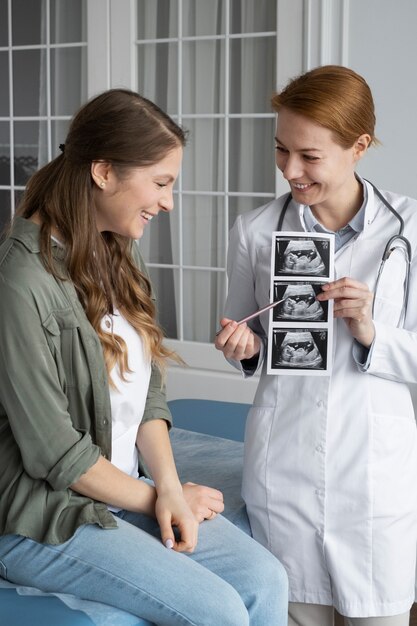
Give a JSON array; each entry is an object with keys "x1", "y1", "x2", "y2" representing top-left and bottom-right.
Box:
[
  {"x1": 275, "y1": 107, "x2": 370, "y2": 223},
  {"x1": 271, "y1": 65, "x2": 377, "y2": 229}
]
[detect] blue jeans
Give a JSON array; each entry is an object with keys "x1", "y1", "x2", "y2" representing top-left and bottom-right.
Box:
[{"x1": 0, "y1": 511, "x2": 288, "y2": 626}]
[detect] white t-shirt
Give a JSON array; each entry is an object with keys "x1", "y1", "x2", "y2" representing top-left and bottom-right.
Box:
[{"x1": 101, "y1": 310, "x2": 151, "y2": 497}]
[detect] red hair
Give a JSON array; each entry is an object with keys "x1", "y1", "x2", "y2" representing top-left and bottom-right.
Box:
[{"x1": 272, "y1": 65, "x2": 378, "y2": 148}]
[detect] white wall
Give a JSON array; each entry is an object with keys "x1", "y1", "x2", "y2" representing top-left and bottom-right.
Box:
[
  {"x1": 349, "y1": 2, "x2": 417, "y2": 420},
  {"x1": 347, "y1": 0, "x2": 417, "y2": 199},
  {"x1": 166, "y1": 0, "x2": 417, "y2": 404}
]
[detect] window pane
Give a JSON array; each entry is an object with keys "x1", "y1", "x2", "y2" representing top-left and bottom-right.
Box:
[
  {"x1": 51, "y1": 47, "x2": 86, "y2": 115},
  {"x1": 229, "y1": 36, "x2": 275, "y2": 114},
  {"x1": 147, "y1": 266, "x2": 179, "y2": 339},
  {"x1": 12, "y1": 0, "x2": 43, "y2": 46},
  {"x1": 230, "y1": 0, "x2": 276, "y2": 34},
  {"x1": 14, "y1": 188, "x2": 24, "y2": 210},
  {"x1": 139, "y1": 210, "x2": 178, "y2": 265},
  {"x1": 137, "y1": 0, "x2": 178, "y2": 40},
  {"x1": 229, "y1": 195, "x2": 274, "y2": 230},
  {"x1": 183, "y1": 0, "x2": 225, "y2": 37},
  {"x1": 0, "y1": 53, "x2": 9, "y2": 115},
  {"x1": 0, "y1": 121, "x2": 10, "y2": 185},
  {"x1": 182, "y1": 118, "x2": 225, "y2": 192},
  {"x1": 13, "y1": 49, "x2": 46, "y2": 117},
  {"x1": 136, "y1": 42, "x2": 178, "y2": 115},
  {"x1": 0, "y1": 190, "x2": 11, "y2": 240},
  {"x1": 0, "y1": 0, "x2": 8, "y2": 46},
  {"x1": 183, "y1": 40, "x2": 225, "y2": 114},
  {"x1": 182, "y1": 195, "x2": 226, "y2": 268},
  {"x1": 229, "y1": 117, "x2": 275, "y2": 193},
  {"x1": 14, "y1": 121, "x2": 46, "y2": 186},
  {"x1": 0, "y1": 156, "x2": 10, "y2": 186},
  {"x1": 183, "y1": 269, "x2": 225, "y2": 342},
  {"x1": 50, "y1": 0, "x2": 86, "y2": 43},
  {"x1": 50, "y1": 118, "x2": 71, "y2": 161}
]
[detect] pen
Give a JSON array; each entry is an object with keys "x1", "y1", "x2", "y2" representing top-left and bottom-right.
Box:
[{"x1": 215, "y1": 298, "x2": 285, "y2": 336}]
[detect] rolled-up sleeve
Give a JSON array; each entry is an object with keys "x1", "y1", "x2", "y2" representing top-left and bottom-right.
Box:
[
  {"x1": 141, "y1": 364, "x2": 172, "y2": 428},
  {"x1": 0, "y1": 278, "x2": 101, "y2": 490}
]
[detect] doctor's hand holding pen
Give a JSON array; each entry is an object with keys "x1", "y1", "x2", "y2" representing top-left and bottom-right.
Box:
[
  {"x1": 214, "y1": 318, "x2": 261, "y2": 361},
  {"x1": 215, "y1": 297, "x2": 283, "y2": 358},
  {"x1": 317, "y1": 276, "x2": 375, "y2": 348},
  {"x1": 214, "y1": 301, "x2": 280, "y2": 359}
]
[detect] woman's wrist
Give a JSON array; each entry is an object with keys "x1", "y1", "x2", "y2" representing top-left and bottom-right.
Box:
[
  {"x1": 155, "y1": 476, "x2": 183, "y2": 497},
  {"x1": 137, "y1": 481, "x2": 158, "y2": 517}
]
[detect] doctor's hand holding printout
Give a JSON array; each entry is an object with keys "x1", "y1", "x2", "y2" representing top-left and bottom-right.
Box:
[{"x1": 215, "y1": 65, "x2": 417, "y2": 626}]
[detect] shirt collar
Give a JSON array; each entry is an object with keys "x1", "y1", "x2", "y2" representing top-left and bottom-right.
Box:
[
  {"x1": 10, "y1": 217, "x2": 66, "y2": 260},
  {"x1": 303, "y1": 177, "x2": 368, "y2": 236}
]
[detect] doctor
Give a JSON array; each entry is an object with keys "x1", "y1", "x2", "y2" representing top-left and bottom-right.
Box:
[{"x1": 215, "y1": 65, "x2": 417, "y2": 626}]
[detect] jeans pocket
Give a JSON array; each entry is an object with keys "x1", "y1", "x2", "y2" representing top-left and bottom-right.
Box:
[{"x1": 0, "y1": 559, "x2": 7, "y2": 579}]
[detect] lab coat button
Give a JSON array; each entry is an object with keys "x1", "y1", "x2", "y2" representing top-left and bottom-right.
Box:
[
  {"x1": 317, "y1": 400, "x2": 323, "y2": 408},
  {"x1": 315, "y1": 489, "x2": 324, "y2": 498},
  {"x1": 316, "y1": 445, "x2": 324, "y2": 453}
]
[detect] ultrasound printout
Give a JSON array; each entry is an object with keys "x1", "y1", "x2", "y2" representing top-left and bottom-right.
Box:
[{"x1": 267, "y1": 232, "x2": 334, "y2": 376}]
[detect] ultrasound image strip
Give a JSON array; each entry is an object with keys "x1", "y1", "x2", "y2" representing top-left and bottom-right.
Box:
[
  {"x1": 270, "y1": 328, "x2": 328, "y2": 371},
  {"x1": 272, "y1": 281, "x2": 329, "y2": 323},
  {"x1": 267, "y1": 231, "x2": 334, "y2": 376},
  {"x1": 274, "y1": 235, "x2": 331, "y2": 279}
]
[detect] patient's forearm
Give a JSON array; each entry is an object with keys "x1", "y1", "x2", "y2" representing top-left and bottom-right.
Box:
[{"x1": 71, "y1": 456, "x2": 156, "y2": 516}]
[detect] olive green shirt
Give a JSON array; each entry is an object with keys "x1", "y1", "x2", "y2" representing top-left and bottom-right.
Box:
[{"x1": 0, "y1": 218, "x2": 172, "y2": 545}]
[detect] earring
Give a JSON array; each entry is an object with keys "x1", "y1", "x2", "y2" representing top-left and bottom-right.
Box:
[{"x1": 99, "y1": 181, "x2": 105, "y2": 189}]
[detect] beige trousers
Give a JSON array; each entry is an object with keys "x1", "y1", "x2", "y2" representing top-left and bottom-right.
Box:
[{"x1": 288, "y1": 602, "x2": 410, "y2": 626}]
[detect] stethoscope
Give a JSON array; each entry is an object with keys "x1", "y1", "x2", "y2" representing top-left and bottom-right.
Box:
[{"x1": 277, "y1": 180, "x2": 412, "y2": 324}]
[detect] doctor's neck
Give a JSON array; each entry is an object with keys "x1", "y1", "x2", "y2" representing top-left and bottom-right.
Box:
[{"x1": 309, "y1": 176, "x2": 364, "y2": 233}]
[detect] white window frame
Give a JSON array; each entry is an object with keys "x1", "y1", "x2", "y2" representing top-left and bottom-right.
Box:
[
  {"x1": 0, "y1": 0, "x2": 89, "y2": 224},
  {"x1": 86, "y1": 0, "x2": 348, "y2": 402}
]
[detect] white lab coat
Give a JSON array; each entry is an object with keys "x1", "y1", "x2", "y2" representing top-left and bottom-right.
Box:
[{"x1": 225, "y1": 179, "x2": 417, "y2": 617}]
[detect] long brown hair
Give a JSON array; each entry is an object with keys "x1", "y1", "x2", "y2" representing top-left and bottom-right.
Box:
[
  {"x1": 271, "y1": 65, "x2": 379, "y2": 149},
  {"x1": 17, "y1": 89, "x2": 187, "y2": 380}
]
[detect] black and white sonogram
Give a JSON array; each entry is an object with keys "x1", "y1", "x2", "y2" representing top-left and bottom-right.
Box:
[
  {"x1": 273, "y1": 282, "x2": 328, "y2": 322},
  {"x1": 271, "y1": 329, "x2": 328, "y2": 371},
  {"x1": 275, "y1": 236, "x2": 330, "y2": 277}
]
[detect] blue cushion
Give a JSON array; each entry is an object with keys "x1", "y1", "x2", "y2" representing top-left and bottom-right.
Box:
[
  {"x1": 0, "y1": 585, "x2": 150, "y2": 625},
  {"x1": 171, "y1": 427, "x2": 250, "y2": 534},
  {"x1": 0, "y1": 588, "x2": 94, "y2": 625},
  {"x1": 168, "y1": 398, "x2": 250, "y2": 442}
]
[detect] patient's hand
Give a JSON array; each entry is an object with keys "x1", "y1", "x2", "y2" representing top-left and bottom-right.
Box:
[{"x1": 182, "y1": 482, "x2": 224, "y2": 523}]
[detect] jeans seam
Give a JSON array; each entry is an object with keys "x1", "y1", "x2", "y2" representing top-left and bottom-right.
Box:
[{"x1": 34, "y1": 544, "x2": 200, "y2": 626}]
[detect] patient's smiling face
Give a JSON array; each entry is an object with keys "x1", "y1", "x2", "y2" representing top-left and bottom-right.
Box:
[{"x1": 92, "y1": 146, "x2": 183, "y2": 239}]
